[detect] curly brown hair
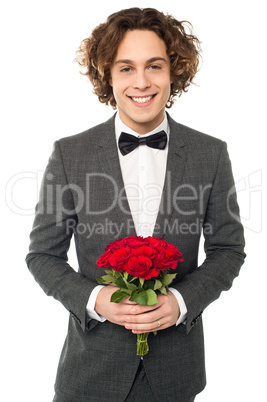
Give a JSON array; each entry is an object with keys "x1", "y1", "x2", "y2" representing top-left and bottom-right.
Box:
[{"x1": 75, "y1": 8, "x2": 201, "y2": 108}]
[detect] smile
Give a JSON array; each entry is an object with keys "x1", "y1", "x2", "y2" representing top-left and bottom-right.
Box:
[{"x1": 129, "y1": 95, "x2": 156, "y2": 104}]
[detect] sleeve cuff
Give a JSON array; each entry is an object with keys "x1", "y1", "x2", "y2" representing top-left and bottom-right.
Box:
[
  {"x1": 169, "y1": 287, "x2": 188, "y2": 326},
  {"x1": 86, "y1": 285, "x2": 106, "y2": 322}
]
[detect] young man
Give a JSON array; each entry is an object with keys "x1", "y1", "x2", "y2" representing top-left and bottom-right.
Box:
[{"x1": 26, "y1": 8, "x2": 245, "y2": 402}]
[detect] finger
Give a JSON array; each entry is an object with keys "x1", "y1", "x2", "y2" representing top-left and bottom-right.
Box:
[
  {"x1": 121, "y1": 299, "x2": 138, "y2": 305},
  {"x1": 127, "y1": 303, "x2": 160, "y2": 315},
  {"x1": 126, "y1": 318, "x2": 165, "y2": 334},
  {"x1": 125, "y1": 304, "x2": 162, "y2": 323},
  {"x1": 125, "y1": 309, "x2": 164, "y2": 327}
]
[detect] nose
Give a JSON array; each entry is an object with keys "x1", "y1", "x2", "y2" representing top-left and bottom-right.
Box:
[{"x1": 133, "y1": 70, "x2": 151, "y2": 90}]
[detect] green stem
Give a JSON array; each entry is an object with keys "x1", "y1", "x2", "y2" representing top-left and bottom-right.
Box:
[{"x1": 136, "y1": 333, "x2": 149, "y2": 356}]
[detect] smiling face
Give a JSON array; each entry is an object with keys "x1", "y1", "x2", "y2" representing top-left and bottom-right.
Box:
[{"x1": 109, "y1": 30, "x2": 173, "y2": 134}]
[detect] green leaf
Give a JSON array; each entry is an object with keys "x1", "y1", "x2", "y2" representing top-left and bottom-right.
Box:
[
  {"x1": 146, "y1": 289, "x2": 158, "y2": 305},
  {"x1": 101, "y1": 274, "x2": 116, "y2": 283},
  {"x1": 154, "y1": 279, "x2": 162, "y2": 290},
  {"x1": 122, "y1": 288, "x2": 133, "y2": 296},
  {"x1": 104, "y1": 269, "x2": 113, "y2": 275},
  {"x1": 126, "y1": 282, "x2": 138, "y2": 291},
  {"x1": 115, "y1": 277, "x2": 126, "y2": 288},
  {"x1": 144, "y1": 280, "x2": 154, "y2": 290},
  {"x1": 110, "y1": 290, "x2": 129, "y2": 303},
  {"x1": 139, "y1": 278, "x2": 145, "y2": 288},
  {"x1": 96, "y1": 277, "x2": 106, "y2": 284},
  {"x1": 161, "y1": 273, "x2": 177, "y2": 286},
  {"x1": 129, "y1": 290, "x2": 138, "y2": 301},
  {"x1": 159, "y1": 286, "x2": 168, "y2": 295},
  {"x1": 123, "y1": 272, "x2": 129, "y2": 281},
  {"x1": 130, "y1": 290, "x2": 147, "y2": 305}
]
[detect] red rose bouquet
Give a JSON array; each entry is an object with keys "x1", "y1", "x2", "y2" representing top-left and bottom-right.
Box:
[{"x1": 96, "y1": 236, "x2": 183, "y2": 356}]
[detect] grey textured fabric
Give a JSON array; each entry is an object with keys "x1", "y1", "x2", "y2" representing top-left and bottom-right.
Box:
[
  {"x1": 124, "y1": 360, "x2": 196, "y2": 401},
  {"x1": 26, "y1": 113, "x2": 245, "y2": 401}
]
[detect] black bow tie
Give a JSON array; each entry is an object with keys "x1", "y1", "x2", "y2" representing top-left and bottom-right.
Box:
[{"x1": 118, "y1": 130, "x2": 167, "y2": 156}]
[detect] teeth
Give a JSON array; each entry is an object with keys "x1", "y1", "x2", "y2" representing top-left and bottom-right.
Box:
[{"x1": 131, "y1": 96, "x2": 153, "y2": 103}]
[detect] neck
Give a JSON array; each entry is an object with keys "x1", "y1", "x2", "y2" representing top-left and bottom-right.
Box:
[{"x1": 117, "y1": 112, "x2": 166, "y2": 135}]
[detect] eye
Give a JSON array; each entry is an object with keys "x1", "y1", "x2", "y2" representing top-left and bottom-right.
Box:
[
  {"x1": 149, "y1": 65, "x2": 161, "y2": 70},
  {"x1": 121, "y1": 67, "x2": 132, "y2": 73}
]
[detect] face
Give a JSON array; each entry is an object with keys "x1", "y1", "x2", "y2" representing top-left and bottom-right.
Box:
[{"x1": 109, "y1": 30, "x2": 173, "y2": 134}]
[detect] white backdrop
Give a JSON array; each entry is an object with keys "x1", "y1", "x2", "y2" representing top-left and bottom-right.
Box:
[{"x1": 1, "y1": 0, "x2": 266, "y2": 401}]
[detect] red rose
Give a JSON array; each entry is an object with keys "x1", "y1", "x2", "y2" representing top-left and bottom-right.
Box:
[
  {"x1": 108, "y1": 246, "x2": 132, "y2": 272},
  {"x1": 146, "y1": 236, "x2": 163, "y2": 248},
  {"x1": 105, "y1": 238, "x2": 125, "y2": 252},
  {"x1": 126, "y1": 255, "x2": 159, "y2": 279},
  {"x1": 154, "y1": 246, "x2": 179, "y2": 270},
  {"x1": 96, "y1": 250, "x2": 112, "y2": 268},
  {"x1": 132, "y1": 245, "x2": 156, "y2": 259},
  {"x1": 97, "y1": 236, "x2": 183, "y2": 277},
  {"x1": 122, "y1": 236, "x2": 146, "y2": 248},
  {"x1": 165, "y1": 242, "x2": 184, "y2": 262}
]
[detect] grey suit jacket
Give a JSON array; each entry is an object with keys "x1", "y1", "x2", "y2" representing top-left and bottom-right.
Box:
[{"x1": 26, "y1": 113, "x2": 245, "y2": 401}]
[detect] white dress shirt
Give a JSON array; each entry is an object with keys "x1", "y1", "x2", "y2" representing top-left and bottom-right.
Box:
[{"x1": 86, "y1": 112, "x2": 187, "y2": 325}]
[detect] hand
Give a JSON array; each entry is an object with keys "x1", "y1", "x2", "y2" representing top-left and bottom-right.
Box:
[
  {"x1": 95, "y1": 285, "x2": 139, "y2": 326},
  {"x1": 124, "y1": 292, "x2": 180, "y2": 334},
  {"x1": 95, "y1": 285, "x2": 180, "y2": 333}
]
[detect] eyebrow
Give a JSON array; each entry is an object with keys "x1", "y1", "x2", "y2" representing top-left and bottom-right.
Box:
[{"x1": 114, "y1": 57, "x2": 168, "y2": 65}]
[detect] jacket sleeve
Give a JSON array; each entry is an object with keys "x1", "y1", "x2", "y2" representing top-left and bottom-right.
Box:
[
  {"x1": 25, "y1": 141, "x2": 95, "y2": 332},
  {"x1": 174, "y1": 142, "x2": 246, "y2": 334}
]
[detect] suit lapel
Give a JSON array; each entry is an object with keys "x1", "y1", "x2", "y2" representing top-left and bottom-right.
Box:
[
  {"x1": 154, "y1": 114, "x2": 188, "y2": 238},
  {"x1": 96, "y1": 115, "x2": 136, "y2": 237}
]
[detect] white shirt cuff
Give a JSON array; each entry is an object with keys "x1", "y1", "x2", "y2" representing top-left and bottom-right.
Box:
[
  {"x1": 87, "y1": 285, "x2": 187, "y2": 326},
  {"x1": 169, "y1": 287, "x2": 187, "y2": 326},
  {"x1": 86, "y1": 285, "x2": 106, "y2": 322}
]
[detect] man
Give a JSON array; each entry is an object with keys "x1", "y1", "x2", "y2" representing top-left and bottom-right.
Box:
[{"x1": 26, "y1": 8, "x2": 245, "y2": 402}]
